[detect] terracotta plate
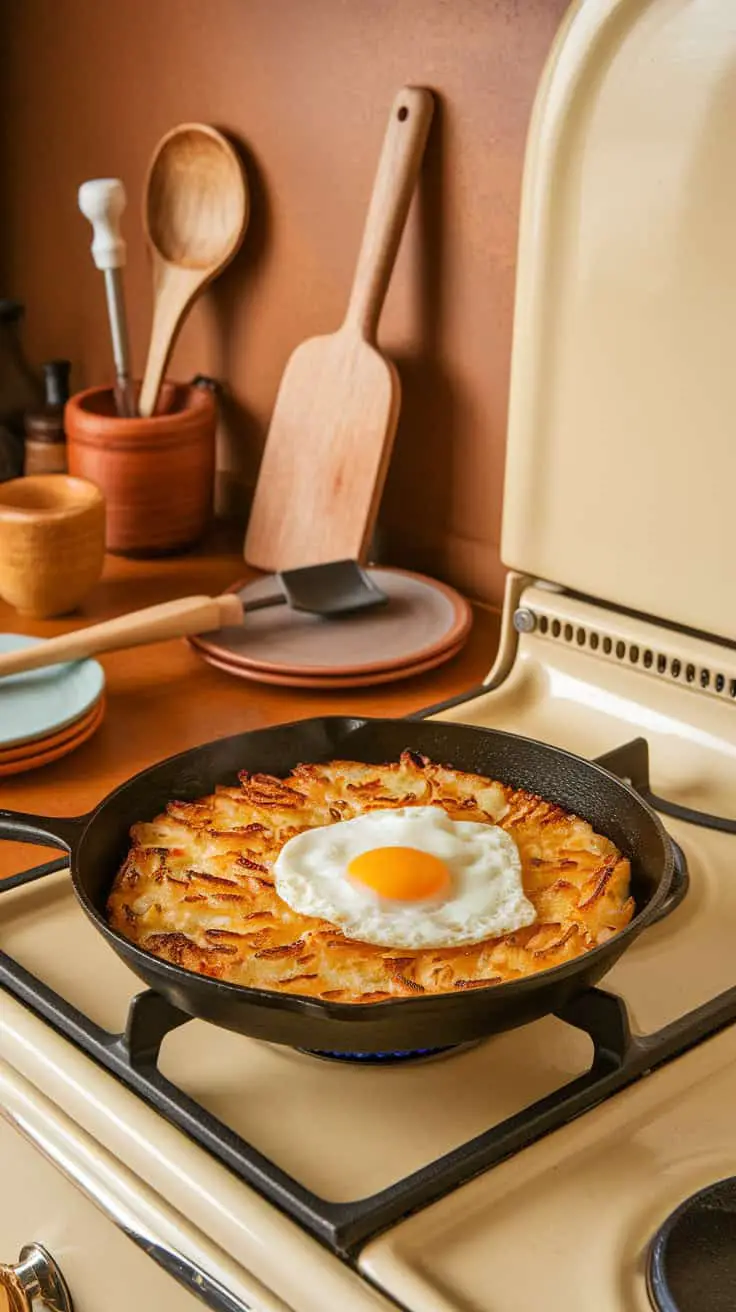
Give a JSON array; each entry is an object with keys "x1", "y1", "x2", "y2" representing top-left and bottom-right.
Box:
[
  {"x1": 188, "y1": 568, "x2": 472, "y2": 678},
  {"x1": 195, "y1": 639, "x2": 466, "y2": 689},
  {"x1": 0, "y1": 697, "x2": 105, "y2": 776}
]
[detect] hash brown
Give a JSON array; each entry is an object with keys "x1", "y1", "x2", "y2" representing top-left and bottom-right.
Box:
[{"x1": 106, "y1": 751, "x2": 635, "y2": 1002}]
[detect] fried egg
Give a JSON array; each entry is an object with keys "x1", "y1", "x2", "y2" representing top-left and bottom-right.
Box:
[{"x1": 273, "y1": 805, "x2": 536, "y2": 948}]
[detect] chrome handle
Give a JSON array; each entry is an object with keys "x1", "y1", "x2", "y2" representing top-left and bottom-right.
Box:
[{"x1": 0, "y1": 1245, "x2": 73, "y2": 1311}]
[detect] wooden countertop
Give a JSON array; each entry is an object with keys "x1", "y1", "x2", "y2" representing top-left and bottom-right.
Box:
[{"x1": 0, "y1": 532, "x2": 500, "y2": 879}]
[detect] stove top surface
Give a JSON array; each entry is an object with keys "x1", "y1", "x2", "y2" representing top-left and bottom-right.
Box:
[{"x1": 360, "y1": 1020, "x2": 736, "y2": 1312}]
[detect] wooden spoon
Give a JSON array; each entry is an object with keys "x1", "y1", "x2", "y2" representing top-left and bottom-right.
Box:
[{"x1": 139, "y1": 123, "x2": 249, "y2": 417}]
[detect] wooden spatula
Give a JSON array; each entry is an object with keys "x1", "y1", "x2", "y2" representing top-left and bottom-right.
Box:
[{"x1": 244, "y1": 86, "x2": 434, "y2": 573}]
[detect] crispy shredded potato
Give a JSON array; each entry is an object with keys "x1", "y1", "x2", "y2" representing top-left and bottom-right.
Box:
[{"x1": 106, "y1": 751, "x2": 635, "y2": 1002}]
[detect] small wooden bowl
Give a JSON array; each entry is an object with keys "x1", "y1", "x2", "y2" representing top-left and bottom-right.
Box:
[
  {"x1": 0, "y1": 475, "x2": 106, "y2": 617},
  {"x1": 65, "y1": 380, "x2": 216, "y2": 556}
]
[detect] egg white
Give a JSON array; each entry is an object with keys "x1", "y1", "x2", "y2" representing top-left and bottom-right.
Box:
[{"x1": 273, "y1": 805, "x2": 536, "y2": 949}]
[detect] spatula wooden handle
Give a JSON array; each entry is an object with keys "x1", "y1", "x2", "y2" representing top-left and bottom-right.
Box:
[
  {"x1": 0, "y1": 593, "x2": 244, "y2": 678},
  {"x1": 344, "y1": 86, "x2": 434, "y2": 340}
]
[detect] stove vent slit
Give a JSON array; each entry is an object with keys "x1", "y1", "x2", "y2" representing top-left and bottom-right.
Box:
[{"x1": 516, "y1": 606, "x2": 736, "y2": 705}]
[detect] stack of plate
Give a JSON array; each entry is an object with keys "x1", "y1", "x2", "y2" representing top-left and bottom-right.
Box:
[
  {"x1": 0, "y1": 635, "x2": 105, "y2": 776},
  {"x1": 188, "y1": 567, "x2": 473, "y2": 688}
]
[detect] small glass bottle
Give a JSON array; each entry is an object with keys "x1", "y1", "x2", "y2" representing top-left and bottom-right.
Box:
[
  {"x1": 0, "y1": 299, "x2": 42, "y2": 481},
  {"x1": 24, "y1": 360, "x2": 72, "y2": 475}
]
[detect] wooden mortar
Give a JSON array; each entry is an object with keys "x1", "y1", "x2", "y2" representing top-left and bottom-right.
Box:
[{"x1": 0, "y1": 474, "x2": 106, "y2": 617}]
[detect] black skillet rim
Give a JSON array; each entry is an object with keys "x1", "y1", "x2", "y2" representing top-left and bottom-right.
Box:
[{"x1": 70, "y1": 715, "x2": 675, "y2": 1023}]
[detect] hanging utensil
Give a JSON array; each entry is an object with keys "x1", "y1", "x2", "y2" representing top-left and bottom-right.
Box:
[
  {"x1": 138, "y1": 123, "x2": 249, "y2": 418},
  {"x1": 244, "y1": 86, "x2": 434, "y2": 573},
  {"x1": 78, "y1": 178, "x2": 137, "y2": 418},
  {"x1": 0, "y1": 560, "x2": 387, "y2": 678}
]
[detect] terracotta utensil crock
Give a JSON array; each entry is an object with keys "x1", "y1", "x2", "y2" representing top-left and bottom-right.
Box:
[
  {"x1": 0, "y1": 474, "x2": 105, "y2": 617},
  {"x1": 65, "y1": 379, "x2": 216, "y2": 556}
]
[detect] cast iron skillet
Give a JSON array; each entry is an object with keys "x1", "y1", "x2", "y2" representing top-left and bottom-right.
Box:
[{"x1": 0, "y1": 717, "x2": 675, "y2": 1053}]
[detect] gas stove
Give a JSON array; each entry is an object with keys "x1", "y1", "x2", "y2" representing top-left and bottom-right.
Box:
[
  {"x1": 3, "y1": 591, "x2": 736, "y2": 1312},
  {"x1": 4, "y1": 1, "x2": 736, "y2": 1309},
  {"x1": 0, "y1": 733, "x2": 703, "y2": 1267}
]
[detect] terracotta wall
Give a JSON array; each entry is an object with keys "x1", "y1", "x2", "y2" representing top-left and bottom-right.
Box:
[{"x1": 0, "y1": 0, "x2": 569, "y2": 604}]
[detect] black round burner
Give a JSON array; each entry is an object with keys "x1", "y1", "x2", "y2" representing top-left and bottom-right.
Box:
[{"x1": 647, "y1": 1177, "x2": 736, "y2": 1311}]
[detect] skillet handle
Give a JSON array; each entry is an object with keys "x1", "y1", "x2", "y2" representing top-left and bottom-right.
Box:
[
  {"x1": 649, "y1": 838, "x2": 690, "y2": 925},
  {"x1": 0, "y1": 809, "x2": 86, "y2": 852}
]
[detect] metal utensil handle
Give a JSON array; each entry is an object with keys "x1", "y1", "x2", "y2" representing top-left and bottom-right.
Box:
[
  {"x1": 0, "y1": 1245, "x2": 73, "y2": 1311},
  {"x1": 77, "y1": 178, "x2": 136, "y2": 419},
  {"x1": 103, "y1": 268, "x2": 136, "y2": 417}
]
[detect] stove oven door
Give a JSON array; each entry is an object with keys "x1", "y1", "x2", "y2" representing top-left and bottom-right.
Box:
[{"x1": 0, "y1": 1107, "x2": 206, "y2": 1312}]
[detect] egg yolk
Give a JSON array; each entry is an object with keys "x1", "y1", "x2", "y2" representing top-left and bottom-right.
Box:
[{"x1": 348, "y1": 846, "x2": 450, "y2": 902}]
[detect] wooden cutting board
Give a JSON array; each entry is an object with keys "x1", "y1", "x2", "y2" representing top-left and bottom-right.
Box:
[{"x1": 244, "y1": 86, "x2": 434, "y2": 573}]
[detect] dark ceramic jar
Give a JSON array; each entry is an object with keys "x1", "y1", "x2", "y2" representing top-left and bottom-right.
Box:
[{"x1": 0, "y1": 300, "x2": 42, "y2": 481}]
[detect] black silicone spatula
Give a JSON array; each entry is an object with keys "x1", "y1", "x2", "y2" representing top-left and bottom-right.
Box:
[{"x1": 0, "y1": 560, "x2": 387, "y2": 678}]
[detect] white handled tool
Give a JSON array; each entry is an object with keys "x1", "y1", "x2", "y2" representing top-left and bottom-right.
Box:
[{"x1": 78, "y1": 178, "x2": 137, "y2": 417}]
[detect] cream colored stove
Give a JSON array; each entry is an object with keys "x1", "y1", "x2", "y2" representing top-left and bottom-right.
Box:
[{"x1": 3, "y1": 1, "x2": 736, "y2": 1309}]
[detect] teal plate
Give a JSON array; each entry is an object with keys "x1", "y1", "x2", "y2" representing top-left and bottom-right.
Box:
[{"x1": 0, "y1": 635, "x2": 105, "y2": 749}]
